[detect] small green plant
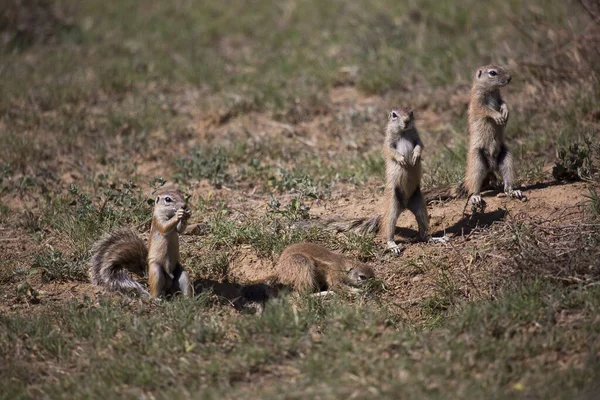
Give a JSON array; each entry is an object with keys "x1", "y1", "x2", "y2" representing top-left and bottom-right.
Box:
[
  {"x1": 45, "y1": 182, "x2": 149, "y2": 255},
  {"x1": 342, "y1": 231, "x2": 378, "y2": 262},
  {"x1": 552, "y1": 134, "x2": 597, "y2": 181},
  {"x1": 176, "y1": 146, "x2": 232, "y2": 188},
  {"x1": 584, "y1": 187, "x2": 600, "y2": 216},
  {"x1": 0, "y1": 202, "x2": 9, "y2": 223},
  {"x1": 32, "y1": 249, "x2": 87, "y2": 283},
  {"x1": 0, "y1": 258, "x2": 20, "y2": 284},
  {"x1": 16, "y1": 281, "x2": 39, "y2": 303},
  {"x1": 268, "y1": 168, "x2": 319, "y2": 194},
  {"x1": 150, "y1": 176, "x2": 167, "y2": 192},
  {"x1": 0, "y1": 163, "x2": 12, "y2": 188},
  {"x1": 267, "y1": 195, "x2": 312, "y2": 222},
  {"x1": 18, "y1": 209, "x2": 43, "y2": 233}
]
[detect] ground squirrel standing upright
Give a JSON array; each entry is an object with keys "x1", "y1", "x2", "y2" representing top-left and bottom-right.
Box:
[
  {"x1": 89, "y1": 185, "x2": 193, "y2": 297},
  {"x1": 465, "y1": 64, "x2": 523, "y2": 205},
  {"x1": 380, "y1": 107, "x2": 429, "y2": 253},
  {"x1": 325, "y1": 107, "x2": 430, "y2": 254},
  {"x1": 275, "y1": 242, "x2": 375, "y2": 293},
  {"x1": 423, "y1": 65, "x2": 525, "y2": 205}
]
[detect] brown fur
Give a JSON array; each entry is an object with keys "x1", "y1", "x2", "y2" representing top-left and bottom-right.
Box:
[
  {"x1": 147, "y1": 186, "x2": 192, "y2": 297},
  {"x1": 315, "y1": 108, "x2": 429, "y2": 254},
  {"x1": 275, "y1": 243, "x2": 375, "y2": 293},
  {"x1": 381, "y1": 107, "x2": 429, "y2": 254},
  {"x1": 323, "y1": 215, "x2": 381, "y2": 235},
  {"x1": 464, "y1": 64, "x2": 524, "y2": 204},
  {"x1": 88, "y1": 185, "x2": 192, "y2": 298},
  {"x1": 89, "y1": 228, "x2": 149, "y2": 296}
]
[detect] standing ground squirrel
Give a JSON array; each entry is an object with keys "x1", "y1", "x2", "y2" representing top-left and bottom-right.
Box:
[
  {"x1": 465, "y1": 64, "x2": 524, "y2": 205},
  {"x1": 89, "y1": 185, "x2": 193, "y2": 298},
  {"x1": 380, "y1": 107, "x2": 429, "y2": 253},
  {"x1": 323, "y1": 108, "x2": 432, "y2": 254},
  {"x1": 275, "y1": 242, "x2": 375, "y2": 294},
  {"x1": 423, "y1": 65, "x2": 525, "y2": 205}
]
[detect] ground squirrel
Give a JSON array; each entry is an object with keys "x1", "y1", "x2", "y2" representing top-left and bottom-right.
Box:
[
  {"x1": 465, "y1": 64, "x2": 524, "y2": 205},
  {"x1": 380, "y1": 107, "x2": 429, "y2": 253},
  {"x1": 89, "y1": 185, "x2": 193, "y2": 298},
  {"x1": 275, "y1": 242, "x2": 375, "y2": 294},
  {"x1": 325, "y1": 107, "x2": 431, "y2": 254},
  {"x1": 424, "y1": 65, "x2": 525, "y2": 205}
]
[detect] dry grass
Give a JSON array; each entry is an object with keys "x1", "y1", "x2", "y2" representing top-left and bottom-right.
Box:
[{"x1": 0, "y1": 0, "x2": 599, "y2": 398}]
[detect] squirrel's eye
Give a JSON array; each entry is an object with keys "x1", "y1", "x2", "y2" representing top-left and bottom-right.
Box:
[
  {"x1": 358, "y1": 274, "x2": 366, "y2": 281},
  {"x1": 165, "y1": 197, "x2": 172, "y2": 203},
  {"x1": 391, "y1": 112, "x2": 398, "y2": 120},
  {"x1": 489, "y1": 70, "x2": 497, "y2": 76}
]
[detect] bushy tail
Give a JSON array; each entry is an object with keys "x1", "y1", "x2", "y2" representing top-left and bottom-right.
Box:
[
  {"x1": 89, "y1": 228, "x2": 150, "y2": 296},
  {"x1": 423, "y1": 181, "x2": 468, "y2": 204},
  {"x1": 424, "y1": 173, "x2": 499, "y2": 204},
  {"x1": 291, "y1": 215, "x2": 380, "y2": 235},
  {"x1": 325, "y1": 215, "x2": 381, "y2": 235}
]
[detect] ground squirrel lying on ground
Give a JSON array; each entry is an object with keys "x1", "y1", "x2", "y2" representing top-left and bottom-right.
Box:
[
  {"x1": 89, "y1": 185, "x2": 192, "y2": 297},
  {"x1": 275, "y1": 242, "x2": 375, "y2": 294},
  {"x1": 424, "y1": 65, "x2": 525, "y2": 205},
  {"x1": 325, "y1": 107, "x2": 434, "y2": 254}
]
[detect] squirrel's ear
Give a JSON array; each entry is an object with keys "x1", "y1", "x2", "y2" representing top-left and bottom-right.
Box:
[{"x1": 477, "y1": 69, "x2": 482, "y2": 79}]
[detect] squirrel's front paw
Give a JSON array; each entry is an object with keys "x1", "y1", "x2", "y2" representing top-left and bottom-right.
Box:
[
  {"x1": 500, "y1": 105, "x2": 509, "y2": 123},
  {"x1": 176, "y1": 208, "x2": 188, "y2": 220},
  {"x1": 396, "y1": 155, "x2": 408, "y2": 167},
  {"x1": 507, "y1": 189, "x2": 525, "y2": 200},
  {"x1": 387, "y1": 241, "x2": 403, "y2": 255},
  {"x1": 470, "y1": 194, "x2": 483, "y2": 205},
  {"x1": 493, "y1": 115, "x2": 507, "y2": 126},
  {"x1": 411, "y1": 152, "x2": 421, "y2": 165}
]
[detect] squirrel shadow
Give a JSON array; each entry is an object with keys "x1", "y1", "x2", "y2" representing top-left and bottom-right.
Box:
[
  {"x1": 426, "y1": 179, "x2": 569, "y2": 238},
  {"x1": 387, "y1": 207, "x2": 507, "y2": 246},
  {"x1": 518, "y1": 179, "x2": 564, "y2": 192},
  {"x1": 390, "y1": 226, "x2": 424, "y2": 244},
  {"x1": 431, "y1": 208, "x2": 507, "y2": 237},
  {"x1": 478, "y1": 179, "x2": 563, "y2": 196},
  {"x1": 193, "y1": 278, "x2": 284, "y2": 312}
]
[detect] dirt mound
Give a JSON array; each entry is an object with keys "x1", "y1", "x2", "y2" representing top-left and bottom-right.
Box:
[{"x1": 226, "y1": 180, "x2": 595, "y2": 318}]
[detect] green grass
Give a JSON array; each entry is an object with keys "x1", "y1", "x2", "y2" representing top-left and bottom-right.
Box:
[
  {"x1": 1, "y1": 0, "x2": 599, "y2": 398},
  {"x1": 2, "y1": 0, "x2": 596, "y2": 189},
  {"x1": 31, "y1": 249, "x2": 88, "y2": 283},
  {"x1": 1, "y1": 282, "x2": 598, "y2": 399},
  {"x1": 42, "y1": 181, "x2": 151, "y2": 256},
  {"x1": 175, "y1": 140, "x2": 385, "y2": 193},
  {"x1": 202, "y1": 200, "x2": 337, "y2": 258}
]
